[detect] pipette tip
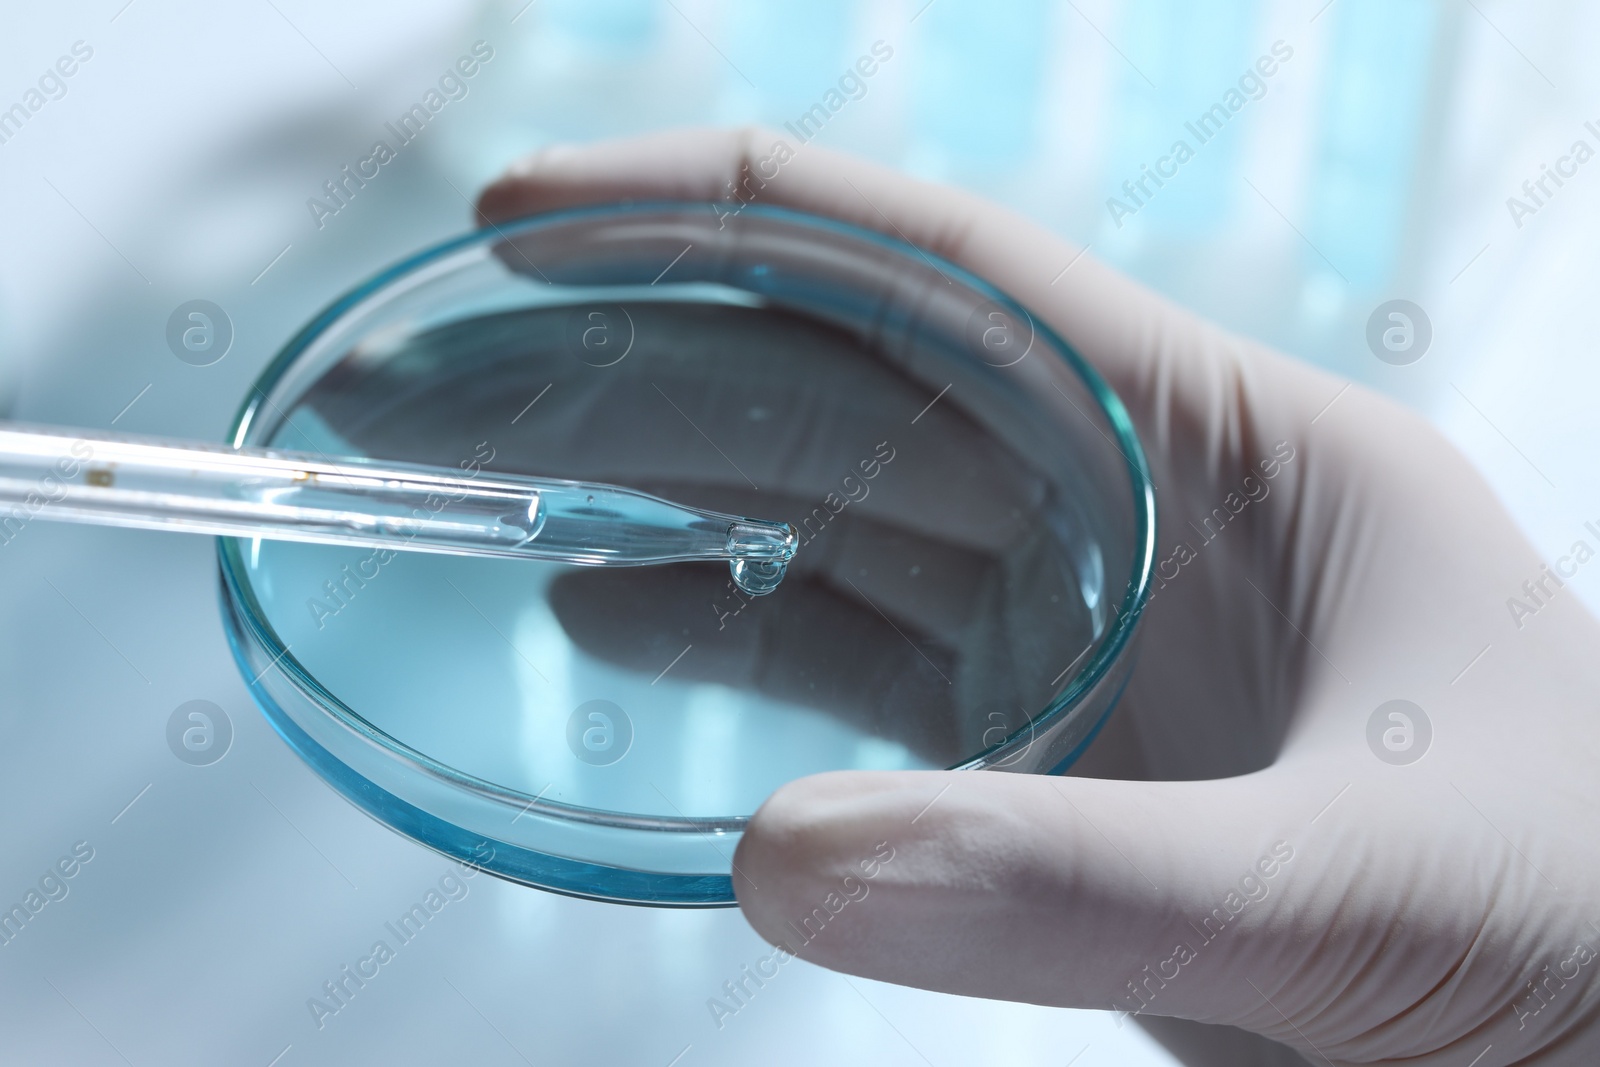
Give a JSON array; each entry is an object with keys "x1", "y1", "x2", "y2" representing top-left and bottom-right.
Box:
[
  {"x1": 726, "y1": 519, "x2": 797, "y2": 596},
  {"x1": 725, "y1": 519, "x2": 799, "y2": 563}
]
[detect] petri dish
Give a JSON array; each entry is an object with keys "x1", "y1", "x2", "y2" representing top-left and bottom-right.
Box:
[{"x1": 218, "y1": 203, "x2": 1156, "y2": 907}]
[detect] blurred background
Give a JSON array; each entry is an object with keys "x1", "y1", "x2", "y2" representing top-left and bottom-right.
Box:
[{"x1": 0, "y1": 0, "x2": 1594, "y2": 1063}]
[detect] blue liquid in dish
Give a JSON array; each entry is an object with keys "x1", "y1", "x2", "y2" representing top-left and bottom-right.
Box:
[{"x1": 241, "y1": 301, "x2": 1105, "y2": 822}]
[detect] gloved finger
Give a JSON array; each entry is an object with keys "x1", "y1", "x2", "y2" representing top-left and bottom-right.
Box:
[
  {"x1": 316, "y1": 268, "x2": 1051, "y2": 557},
  {"x1": 488, "y1": 310, "x2": 1054, "y2": 559},
  {"x1": 545, "y1": 500, "x2": 1084, "y2": 764},
  {"x1": 728, "y1": 766, "x2": 1520, "y2": 1065},
  {"x1": 470, "y1": 133, "x2": 1365, "y2": 720},
  {"x1": 732, "y1": 768, "x2": 1304, "y2": 1022},
  {"x1": 303, "y1": 293, "x2": 1094, "y2": 744},
  {"x1": 474, "y1": 127, "x2": 1349, "y2": 477},
  {"x1": 470, "y1": 130, "x2": 1337, "y2": 784},
  {"x1": 546, "y1": 558, "x2": 970, "y2": 765},
  {"x1": 477, "y1": 130, "x2": 1481, "y2": 790}
]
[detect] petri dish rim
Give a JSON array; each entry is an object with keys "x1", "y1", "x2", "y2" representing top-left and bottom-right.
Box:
[{"x1": 217, "y1": 201, "x2": 1157, "y2": 838}]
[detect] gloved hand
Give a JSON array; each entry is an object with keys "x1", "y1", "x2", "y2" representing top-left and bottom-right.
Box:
[{"x1": 480, "y1": 128, "x2": 1600, "y2": 1066}]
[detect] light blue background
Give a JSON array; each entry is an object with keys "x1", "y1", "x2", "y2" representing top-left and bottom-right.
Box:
[{"x1": 0, "y1": 1, "x2": 1593, "y2": 1063}]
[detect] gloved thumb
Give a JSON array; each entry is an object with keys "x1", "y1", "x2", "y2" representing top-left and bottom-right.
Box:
[{"x1": 732, "y1": 767, "x2": 1315, "y2": 1028}]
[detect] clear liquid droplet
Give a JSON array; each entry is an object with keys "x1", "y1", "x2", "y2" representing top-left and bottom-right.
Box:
[{"x1": 730, "y1": 557, "x2": 786, "y2": 596}]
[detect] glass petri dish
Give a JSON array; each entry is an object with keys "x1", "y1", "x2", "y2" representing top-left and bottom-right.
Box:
[{"x1": 219, "y1": 203, "x2": 1156, "y2": 907}]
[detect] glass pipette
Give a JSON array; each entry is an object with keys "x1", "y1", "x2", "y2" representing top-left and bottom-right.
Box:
[{"x1": 0, "y1": 423, "x2": 797, "y2": 595}]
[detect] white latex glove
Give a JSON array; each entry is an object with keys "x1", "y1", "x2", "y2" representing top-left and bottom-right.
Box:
[{"x1": 480, "y1": 128, "x2": 1600, "y2": 1066}]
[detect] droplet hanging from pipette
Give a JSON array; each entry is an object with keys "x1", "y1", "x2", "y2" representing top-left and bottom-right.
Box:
[
  {"x1": 724, "y1": 519, "x2": 797, "y2": 595},
  {"x1": 730, "y1": 557, "x2": 787, "y2": 596}
]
